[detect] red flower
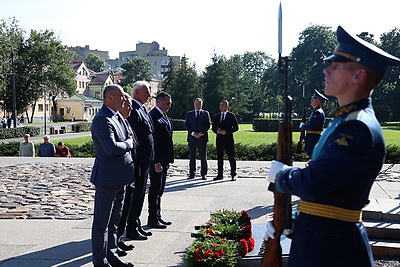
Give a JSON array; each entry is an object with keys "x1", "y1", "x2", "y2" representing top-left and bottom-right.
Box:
[
  {"x1": 239, "y1": 238, "x2": 249, "y2": 256},
  {"x1": 247, "y1": 237, "x2": 255, "y2": 251},
  {"x1": 241, "y1": 210, "x2": 249, "y2": 217},
  {"x1": 194, "y1": 250, "x2": 201, "y2": 257},
  {"x1": 204, "y1": 250, "x2": 212, "y2": 258},
  {"x1": 195, "y1": 245, "x2": 202, "y2": 249},
  {"x1": 205, "y1": 229, "x2": 216, "y2": 236},
  {"x1": 219, "y1": 249, "x2": 225, "y2": 256}
]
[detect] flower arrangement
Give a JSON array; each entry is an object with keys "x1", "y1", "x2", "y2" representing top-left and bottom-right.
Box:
[{"x1": 184, "y1": 209, "x2": 255, "y2": 267}]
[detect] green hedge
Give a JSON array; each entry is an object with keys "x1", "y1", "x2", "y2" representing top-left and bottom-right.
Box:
[
  {"x1": 171, "y1": 119, "x2": 186, "y2": 131},
  {"x1": 1, "y1": 140, "x2": 398, "y2": 164},
  {"x1": 0, "y1": 126, "x2": 40, "y2": 139},
  {"x1": 253, "y1": 118, "x2": 302, "y2": 132},
  {"x1": 71, "y1": 122, "x2": 92, "y2": 132}
]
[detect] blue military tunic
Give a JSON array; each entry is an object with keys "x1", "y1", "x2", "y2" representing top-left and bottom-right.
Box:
[
  {"x1": 301, "y1": 107, "x2": 325, "y2": 157},
  {"x1": 276, "y1": 98, "x2": 384, "y2": 267}
]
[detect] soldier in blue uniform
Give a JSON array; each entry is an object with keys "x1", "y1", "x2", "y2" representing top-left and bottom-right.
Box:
[
  {"x1": 300, "y1": 90, "x2": 328, "y2": 157},
  {"x1": 265, "y1": 26, "x2": 400, "y2": 266}
]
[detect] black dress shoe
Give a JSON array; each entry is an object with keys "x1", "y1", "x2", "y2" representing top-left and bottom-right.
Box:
[
  {"x1": 159, "y1": 218, "x2": 172, "y2": 226},
  {"x1": 187, "y1": 176, "x2": 195, "y2": 180},
  {"x1": 125, "y1": 231, "x2": 148, "y2": 240},
  {"x1": 213, "y1": 176, "x2": 223, "y2": 181},
  {"x1": 116, "y1": 248, "x2": 127, "y2": 257},
  {"x1": 147, "y1": 220, "x2": 167, "y2": 229},
  {"x1": 137, "y1": 226, "x2": 153, "y2": 236},
  {"x1": 201, "y1": 176, "x2": 207, "y2": 180},
  {"x1": 117, "y1": 241, "x2": 134, "y2": 251},
  {"x1": 231, "y1": 175, "x2": 237, "y2": 181},
  {"x1": 108, "y1": 258, "x2": 134, "y2": 267}
]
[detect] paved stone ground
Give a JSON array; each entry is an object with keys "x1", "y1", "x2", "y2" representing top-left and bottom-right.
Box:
[
  {"x1": 0, "y1": 161, "x2": 269, "y2": 220},
  {"x1": 0, "y1": 160, "x2": 399, "y2": 266}
]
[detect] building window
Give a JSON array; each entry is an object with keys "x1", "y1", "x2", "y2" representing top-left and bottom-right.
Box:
[
  {"x1": 153, "y1": 61, "x2": 157, "y2": 66},
  {"x1": 38, "y1": 104, "x2": 43, "y2": 112},
  {"x1": 95, "y1": 92, "x2": 100, "y2": 98},
  {"x1": 161, "y1": 60, "x2": 169, "y2": 65}
]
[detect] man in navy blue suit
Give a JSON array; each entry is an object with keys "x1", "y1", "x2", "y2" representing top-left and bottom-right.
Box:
[
  {"x1": 212, "y1": 100, "x2": 239, "y2": 181},
  {"x1": 147, "y1": 92, "x2": 174, "y2": 228},
  {"x1": 123, "y1": 81, "x2": 155, "y2": 241},
  {"x1": 185, "y1": 98, "x2": 211, "y2": 180},
  {"x1": 91, "y1": 84, "x2": 135, "y2": 267}
]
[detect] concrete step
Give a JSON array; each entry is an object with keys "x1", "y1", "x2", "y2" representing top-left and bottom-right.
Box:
[
  {"x1": 365, "y1": 220, "x2": 400, "y2": 240},
  {"x1": 363, "y1": 199, "x2": 400, "y2": 222},
  {"x1": 370, "y1": 239, "x2": 400, "y2": 256}
]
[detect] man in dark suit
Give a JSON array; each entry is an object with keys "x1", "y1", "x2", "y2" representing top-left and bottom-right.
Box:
[
  {"x1": 212, "y1": 100, "x2": 239, "y2": 181},
  {"x1": 91, "y1": 84, "x2": 135, "y2": 267},
  {"x1": 116, "y1": 92, "x2": 137, "y2": 253},
  {"x1": 147, "y1": 92, "x2": 174, "y2": 228},
  {"x1": 123, "y1": 81, "x2": 154, "y2": 241},
  {"x1": 185, "y1": 98, "x2": 211, "y2": 180}
]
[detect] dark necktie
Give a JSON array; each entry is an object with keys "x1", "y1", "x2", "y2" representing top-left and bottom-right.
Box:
[
  {"x1": 195, "y1": 110, "x2": 199, "y2": 122},
  {"x1": 220, "y1": 113, "x2": 225, "y2": 123}
]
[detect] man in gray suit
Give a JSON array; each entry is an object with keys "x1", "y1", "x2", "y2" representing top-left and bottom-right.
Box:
[
  {"x1": 185, "y1": 98, "x2": 211, "y2": 180},
  {"x1": 91, "y1": 84, "x2": 135, "y2": 267}
]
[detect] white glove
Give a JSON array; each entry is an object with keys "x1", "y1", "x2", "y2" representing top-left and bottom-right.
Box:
[
  {"x1": 263, "y1": 221, "x2": 276, "y2": 240},
  {"x1": 263, "y1": 221, "x2": 293, "y2": 241},
  {"x1": 299, "y1": 122, "x2": 305, "y2": 129},
  {"x1": 268, "y1": 160, "x2": 285, "y2": 183}
]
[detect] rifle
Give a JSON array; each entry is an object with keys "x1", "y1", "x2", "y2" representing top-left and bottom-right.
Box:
[
  {"x1": 295, "y1": 88, "x2": 306, "y2": 154},
  {"x1": 261, "y1": 3, "x2": 293, "y2": 266}
]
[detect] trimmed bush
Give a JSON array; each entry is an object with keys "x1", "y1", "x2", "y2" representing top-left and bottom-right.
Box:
[
  {"x1": 252, "y1": 118, "x2": 302, "y2": 132},
  {"x1": 171, "y1": 119, "x2": 186, "y2": 131},
  {"x1": 0, "y1": 126, "x2": 40, "y2": 139},
  {"x1": 72, "y1": 122, "x2": 92, "y2": 133}
]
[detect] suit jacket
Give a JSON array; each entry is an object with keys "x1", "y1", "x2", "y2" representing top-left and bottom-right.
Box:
[
  {"x1": 185, "y1": 109, "x2": 211, "y2": 142},
  {"x1": 212, "y1": 111, "x2": 239, "y2": 139},
  {"x1": 90, "y1": 104, "x2": 135, "y2": 187},
  {"x1": 127, "y1": 100, "x2": 155, "y2": 167},
  {"x1": 149, "y1": 107, "x2": 174, "y2": 164}
]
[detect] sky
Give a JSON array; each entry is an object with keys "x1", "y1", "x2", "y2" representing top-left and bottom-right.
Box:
[{"x1": 1, "y1": 0, "x2": 399, "y2": 71}]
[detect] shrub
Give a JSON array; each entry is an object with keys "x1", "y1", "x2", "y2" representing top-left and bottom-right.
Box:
[
  {"x1": 252, "y1": 118, "x2": 302, "y2": 132},
  {"x1": 72, "y1": 122, "x2": 92, "y2": 133},
  {"x1": 171, "y1": 119, "x2": 186, "y2": 131},
  {"x1": 0, "y1": 126, "x2": 40, "y2": 139}
]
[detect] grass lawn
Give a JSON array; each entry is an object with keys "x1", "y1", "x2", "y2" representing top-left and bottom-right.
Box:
[{"x1": 60, "y1": 123, "x2": 399, "y2": 147}]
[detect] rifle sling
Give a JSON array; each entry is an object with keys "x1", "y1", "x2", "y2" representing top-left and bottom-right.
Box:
[
  {"x1": 306, "y1": 130, "x2": 322, "y2": 135},
  {"x1": 298, "y1": 200, "x2": 362, "y2": 222}
]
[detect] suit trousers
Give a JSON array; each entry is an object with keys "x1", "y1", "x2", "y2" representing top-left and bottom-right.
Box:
[
  {"x1": 148, "y1": 163, "x2": 169, "y2": 220},
  {"x1": 216, "y1": 135, "x2": 236, "y2": 177},
  {"x1": 92, "y1": 185, "x2": 125, "y2": 266},
  {"x1": 188, "y1": 138, "x2": 208, "y2": 177},
  {"x1": 126, "y1": 161, "x2": 151, "y2": 231},
  {"x1": 117, "y1": 185, "x2": 134, "y2": 238}
]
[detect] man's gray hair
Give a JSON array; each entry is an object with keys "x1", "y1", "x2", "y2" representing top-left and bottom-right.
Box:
[{"x1": 132, "y1": 81, "x2": 150, "y2": 96}]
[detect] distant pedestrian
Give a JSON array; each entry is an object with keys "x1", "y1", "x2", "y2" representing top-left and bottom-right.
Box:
[
  {"x1": 56, "y1": 142, "x2": 71, "y2": 157},
  {"x1": 38, "y1": 135, "x2": 56, "y2": 157},
  {"x1": 19, "y1": 134, "x2": 35, "y2": 157},
  {"x1": 1, "y1": 117, "x2": 6, "y2": 128},
  {"x1": 6, "y1": 116, "x2": 11, "y2": 128}
]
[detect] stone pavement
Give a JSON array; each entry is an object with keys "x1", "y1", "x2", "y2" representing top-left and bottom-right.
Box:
[{"x1": 0, "y1": 157, "x2": 398, "y2": 267}]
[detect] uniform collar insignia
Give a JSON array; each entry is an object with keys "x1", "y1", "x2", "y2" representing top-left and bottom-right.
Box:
[{"x1": 334, "y1": 98, "x2": 370, "y2": 117}]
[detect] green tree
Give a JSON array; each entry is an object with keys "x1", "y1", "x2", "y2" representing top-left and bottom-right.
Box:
[
  {"x1": 0, "y1": 19, "x2": 75, "y2": 123},
  {"x1": 289, "y1": 25, "x2": 337, "y2": 117},
  {"x1": 375, "y1": 28, "x2": 400, "y2": 121},
  {"x1": 0, "y1": 17, "x2": 25, "y2": 123},
  {"x1": 201, "y1": 54, "x2": 229, "y2": 117},
  {"x1": 121, "y1": 57, "x2": 152, "y2": 86},
  {"x1": 85, "y1": 53, "x2": 107, "y2": 72},
  {"x1": 165, "y1": 56, "x2": 200, "y2": 119}
]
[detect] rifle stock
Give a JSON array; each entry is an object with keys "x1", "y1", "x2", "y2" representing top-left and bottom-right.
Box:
[{"x1": 261, "y1": 124, "x2": 292, "y2": 267}]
